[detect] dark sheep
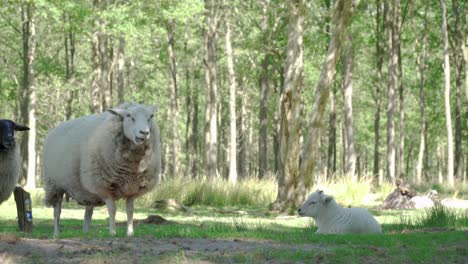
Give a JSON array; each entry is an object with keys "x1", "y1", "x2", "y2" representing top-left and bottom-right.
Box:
[{"x1": 0, "y1": 119, "x2": 29, "y2": 204}]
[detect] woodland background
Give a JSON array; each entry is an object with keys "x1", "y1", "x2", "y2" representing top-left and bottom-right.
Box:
[{"x1": 0, "y1": 0, "x2": 467, "y2": 211}]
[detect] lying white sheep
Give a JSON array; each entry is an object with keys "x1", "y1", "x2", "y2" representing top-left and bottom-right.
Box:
[
  {"x1": 43, "y1": 102, "x2": 161, "y2": 237},
  {"x1": 298, "y1": 190, "x2": 382, "y2": 234},
  {"x1": 0, "y1": 120, "x2": 29, "y2": 204}
]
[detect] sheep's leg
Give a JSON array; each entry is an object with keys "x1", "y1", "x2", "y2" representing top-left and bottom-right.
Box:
[
  {"x1": 83, "y1": 206, "x2": 94, "y2": 233},
  {"x1": 126, "y1": 198, "x2": 134, "y2": 236},
  {"x1": 53, "y1": 194, "x2": 63, "y2": 237},
  {"x1": 104, "y1": 198, "x2": 117, "y2": 235}
]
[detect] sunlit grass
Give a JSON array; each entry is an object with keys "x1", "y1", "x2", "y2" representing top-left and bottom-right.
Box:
[{"x1": 1, "y1": 183, "x2": 467, "y2": 264}]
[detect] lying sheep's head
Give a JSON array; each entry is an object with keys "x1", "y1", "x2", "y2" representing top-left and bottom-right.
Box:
[
  {"x1": 297, "y1": 190, "x2": 334, "y2": 217},
  {"x1": 108, "y1": 104, "x2": 157, "y2": 146},
  {"x1": 0, "y1": 119, "x2": 30, "y2": 150}
]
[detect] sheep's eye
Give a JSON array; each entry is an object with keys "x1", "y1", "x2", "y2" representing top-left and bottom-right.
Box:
[
  {"x1": 126, "y1": 114, "x2": 135, "y2": 122},
  {"x1": 308, "y1": 201, "x2": 317, "y2": 205}
]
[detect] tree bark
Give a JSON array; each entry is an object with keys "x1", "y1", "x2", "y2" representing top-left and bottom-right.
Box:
[
  {"x1": 440, "y1": 0, "x2": 454, "y2": 186},
  {"x1": 258, "y1": 0, "x2": 270, "y2": 179},
  {"x1": 64, "y1": 14, "x2": 76, "y2": 120},
  {"x1": 117, "y1": 37, "x2": 125, "y2": 104},
  {"x1": 25, "y1": 5, "x2": 36, "y2": 189},
  {"x1": 224, "y1": 7, "x2": 238, "y2": 184},
  {"x1": 343, "y1": 35, "x2": 356, "y2": 182},
  {"x1": 205, "y1": 0, "x2": 219, "y2": 178},
  {"x1": 326, "y1": 0, "x2": 336, "y2": 180},
  {"x1": 415, "y1": 5, "x2": 428, "y2": 185},
  {"x1": 327, "y1": 87, "x2": 336, "y2": 179},
  {"x1": 386, "y1": 0, "x2": 398, "y2": 183},
  {"x1": 191, "y1": 69, "x2": 200, "y2": 178},
  {"x1": 396, "y1": 0, "x2": 404, "y2": 180},
  {"x1": 99, "y1": 3, "x2": 111, "y2": 110},
  {"x1": 298, "y1": 0, "x2": 357, "y2": 200},
  {"x1": 167, "y1": 19, "x2": 181, "y2": 178},
  {"x1": 373, "y1": 0, "x2": 384, "y2": 183},
  {"x1": 275, "y1": 0, "x2": 305, "y2": 210},
  {"x1": 451, "y1": 0, "x2": 464, "y2": 181},
  {"x1": 238, "y1": 78, "x2": 248, "y2": 179},
  {"x1": 90, "y1": 0, "x2": 102, "y2": 113}
]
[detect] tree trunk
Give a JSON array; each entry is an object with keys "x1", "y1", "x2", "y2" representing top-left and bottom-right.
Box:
[
  {"x1": 343, "y1": 35, "x2": 356, "y2": 182},
  {"x1": 299, "y1": 0, "x2": 357, "y2": 200},
  {"x1": 117, "y1": 37, "x2": 125, "y2": 104},
  {"x1": 99, "y1": 4, "x2": 111, "y2": 110},
  {"x1": 205, "y1": 0, "x2": 219, "y2": 178},
  {"x1": 396, "y1": 0, "x2": 404, "y2": 180},
  {"x1": 64, "y1": 14, "x2": 76, "y2": 121},
  {"x1": 167, "y1": 19, "x2": 181, "y2": 178},
  {"x1": 437, "y1": 142, "x2": 444, "y2": 184},
  {"x1": 451, "y1": 0, "x2": 464, "y2": 181},
  {"x1": 463, "y1": 13, "x2": 468, "y2": 183},
  {"x1": 327, "y1": 87, "x2": 336, "y2": 180},
  {"x1": 238, "y1": 79, "x2": 248, "y2": 179},
  {"x1": 440, "y1": 0, "x2": 454, "y2": 187},
  {"x1": 191, "y1": 70, "x2": 200, "y2": 178},
  {"x1": 373, "y1": 0, "x2": 384, "y2": 183},
  {"x1": 386, "y1": 0, "x2": 398, "y2": 183},
  {"x1": 416, "y1": 6, "x2": 427, "y2": 185},
  {"x1": 20, "y1": 5, "x2": 30, "y2": 185},
  {"x1": 90, "y1": 1, "x2": 102, "y2": 113},
  {"x1": 25, "y1": 5, "x2": 36, "y2": 189},
  {"x1": 224, "y1": 8, "x2": 238, "y2": 184},
  {"x1": 326, "y1": 0, "x2": 336, "y2": 180},
  {"x1": 258, "y1": 0, "x2": 270, "y2": 179},
  {"x1": 275, "y1": 0, "x2": 306, "y2": 211}
]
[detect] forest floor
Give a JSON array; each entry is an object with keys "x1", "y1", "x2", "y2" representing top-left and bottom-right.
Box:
[
  {"x1": 0, "y1": 210, "x2": 467, "y2": 263},
  {"x1": 0, "y1": 226, "x2": 467, "y2": 263},
  {"x1": 0, "y1": 189, "x2": 467, "y2": 263},
  {"x1": 0, "y1": 235, "x2": 329, "y2": 264}
]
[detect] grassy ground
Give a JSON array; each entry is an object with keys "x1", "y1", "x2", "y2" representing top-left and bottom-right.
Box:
[{"x1": 0, "y1": 178, "x2": 467, "y2": 263}]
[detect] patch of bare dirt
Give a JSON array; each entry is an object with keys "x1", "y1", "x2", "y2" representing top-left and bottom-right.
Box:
[{"x1": 0, "y1": 236, "x2": 325, "y2": 264}]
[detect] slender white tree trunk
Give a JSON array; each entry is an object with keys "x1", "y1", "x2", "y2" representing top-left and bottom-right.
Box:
[
  {"x1": 440, "y1": 0, "x2": 454, "y2": 186},
  {"x1": 343, "y1": 36, "x2": 356, "y2": 182},
  {"x1": 224, "y1": 6, "x2": 237, "y2": 184},
  {"x1": 25, "y1": 7, "x2": 36, "y2": 189},
  {"x1": 416, "y1": 5, "x2": 428, "y2": 185}
]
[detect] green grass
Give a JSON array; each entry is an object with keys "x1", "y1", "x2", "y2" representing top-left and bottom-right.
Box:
[{"x1": 1, "y1": 178, "x2": 467, "y2": 263}]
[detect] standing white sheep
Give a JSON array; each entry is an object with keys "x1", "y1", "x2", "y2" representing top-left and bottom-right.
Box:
[
  {"x1": 43, "y1": 102, "x2": 161, "y2": 237},
  {"x1": 0, "y1": 120, "x2": 29, "y2": 204},
  {"x1": 298, "y1": 190, "x2": 382, "y2": 234}
]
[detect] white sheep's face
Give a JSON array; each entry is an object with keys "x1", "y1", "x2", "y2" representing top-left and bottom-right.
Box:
[
  {"x1": 108, "y1": 104, "x2": 157, "y2": 146},
  {"x1": 297, "y1": 190, "x2": 333, "y2": 217}
]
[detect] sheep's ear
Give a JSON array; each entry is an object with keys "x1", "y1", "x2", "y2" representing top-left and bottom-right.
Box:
[
  {"x1": 149, "y1": 105, "x2": 158, "y2": 114},
  {"x1": 324, "y1": 195, "x2": 334, "y2": 204},
  {"x1": 107, "y1": 108, "x2": 127, "y2": 118},
  {"x1": 13, "y1": 122, "x2": 30, "y2": 131}
]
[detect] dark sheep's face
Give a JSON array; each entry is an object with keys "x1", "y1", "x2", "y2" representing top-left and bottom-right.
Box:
[{"x1": 0, "y1": 120, "x2": 30, "y2": 150}]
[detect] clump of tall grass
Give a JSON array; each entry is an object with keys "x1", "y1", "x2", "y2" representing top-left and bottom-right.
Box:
[
  {"x1": 399, "y1": 206, "x2": 468, "y2": 230},
  {"x1": 138, "y1": 177, "x2": 277, "y2": 207},
  {"x1": 312, "y1": 175, "x2": 389, "y2": 206},
  {"x1": 138, "y1": 174, "x2": 394, "y2": 208}
]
